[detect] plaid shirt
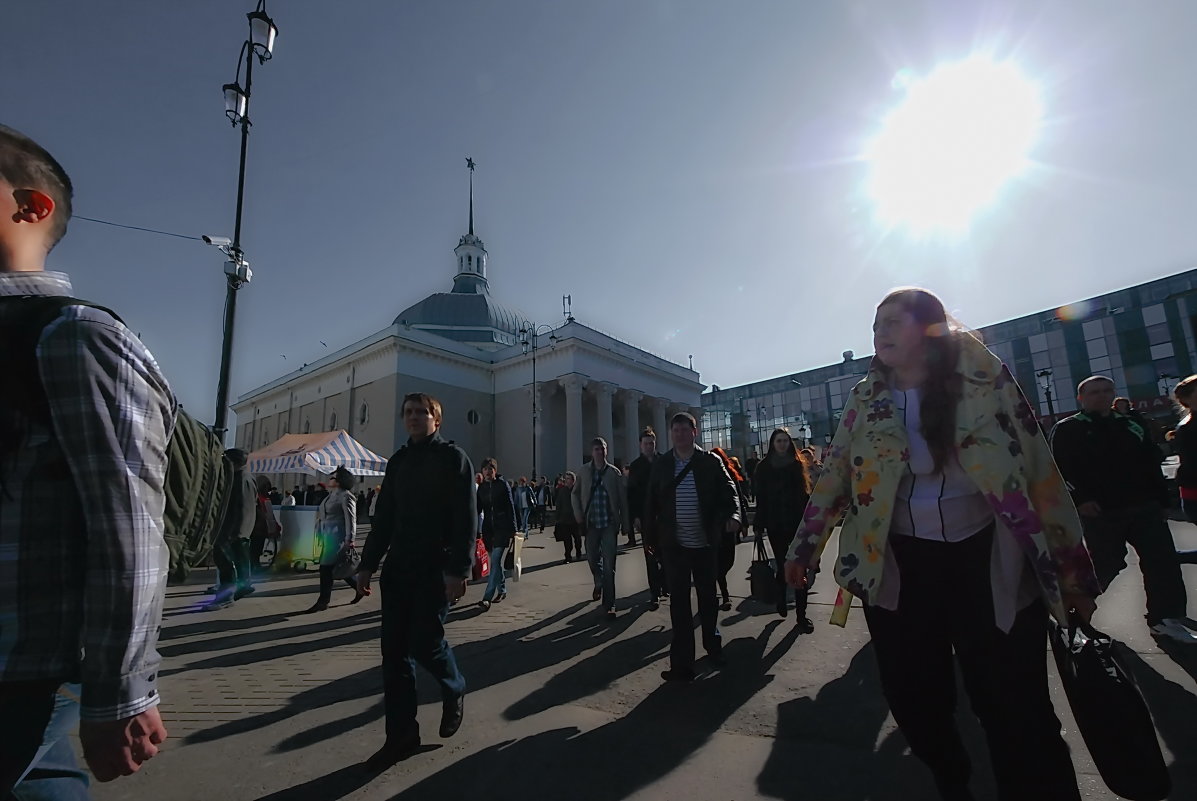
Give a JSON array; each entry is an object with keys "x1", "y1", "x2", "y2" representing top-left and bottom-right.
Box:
[
  {"x1": 586, "y1": 466, "x2": 613, "y2": 530},
  {"x1": 0, "y1": 271, "x2": 176, "y2": 721}
]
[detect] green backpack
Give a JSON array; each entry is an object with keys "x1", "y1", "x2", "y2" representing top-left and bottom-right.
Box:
[{"x1": 0, "y1": 294, "x2": 234, "y2": 583}]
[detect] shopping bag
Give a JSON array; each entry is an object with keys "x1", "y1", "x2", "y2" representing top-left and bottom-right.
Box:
[
  {"x1": 1049, "y1": 618, "x2": 1170, "y2": 801},
  {"x1": 511, "y1": 534, "x2": 524, "y2": 581},
  {"x1": 472, "y1": 538, "x2": 490, "y2": 581},
  {"x1": 749, "y1": 531, "x2": 778, "y2": 604}
]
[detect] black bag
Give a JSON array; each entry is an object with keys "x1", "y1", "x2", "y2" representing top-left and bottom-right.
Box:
[
  {"x1": 749, "y1": 531, "x2": 778, "y2": 604},
  {"x1": 332, "y1": 545, "x2": 362, "y2": 581},
  {"x1": 0, "y1": 295, "x2": 234, "y2": 584},
  {"x1": 504, "y1": 544, "x2": 515, "y2": 571},
  {"x1": 1049, "y1": 618, "x2": 1170, "y2": 801}
]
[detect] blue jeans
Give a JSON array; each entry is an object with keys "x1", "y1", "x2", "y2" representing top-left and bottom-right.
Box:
[
  {"x1": 482, "y1": 546, "x2": 507, "y2": 601},
  {"x1": 380, "y1": 572, "x2": 467, "y2": 740},
  {"x1": 517, "y1": 508, "x2": 531, "y2": 533},
  {"x1": 4, "y1": 683, "x2": 89, "y2": 801},
  {"x1": 586, "y1": 525, "x2": 619, "y2": 610}
]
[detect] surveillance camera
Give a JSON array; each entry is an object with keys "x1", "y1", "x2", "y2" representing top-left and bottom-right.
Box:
[{"x1": 202, "y1": 235, "x2": 232, "y2": 247}]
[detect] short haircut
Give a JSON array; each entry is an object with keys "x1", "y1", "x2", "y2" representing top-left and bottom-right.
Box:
[
  {"x1": 0, "y1": 125, "x2": 73, "y2": 250},
  {"x1": 563, "y1": 471, "x2": 576, "y2": 481},
  {"x1": 639, "y1": 426, "x2": 656, "y2": 440},
  {"x1": 1077, "y1": 375, "x2": 1114, "y2": 394},
  {"x1": 590, "y1": 437, "x2": 608, "y2": 451},
  {"x1": 402, "y1": 392, "x2": 442, "y2": 424},
  {"x1": 481, "y1": 457, "x2": 498, "y2": 471},
  {"x1": 670, "y1": 412, "x2": 697, "y2": 430}
]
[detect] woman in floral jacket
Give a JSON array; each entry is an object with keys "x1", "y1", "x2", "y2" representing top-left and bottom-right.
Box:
[{"x1": 785, "y1": 288, "x2": 1099, "y2": 801}]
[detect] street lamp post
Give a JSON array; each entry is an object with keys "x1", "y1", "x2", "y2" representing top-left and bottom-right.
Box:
[
  {"x1": 520, "y1": 323, "x2": 558, "y2": 481},
  {"x1": 212, "y1": 1, "x2": 278, "y2": 440},
  {"x1": 1034, "y1": 371, "x2": 1053, "y2": 419}
]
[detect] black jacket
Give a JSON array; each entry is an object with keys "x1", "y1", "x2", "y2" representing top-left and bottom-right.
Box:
[
  {"x1": 1050, "y1": 411, "x2": 1168, "y2": 510},
  {"x1": 477, "y1": 476, "x2": 517, "y2": 550},
  {"x1": 643, "y1": 447, "x2": 741, "y2": 549},
  {"x1": 626, "y1": 453, "x2": 658, "y2": 525},
  {"x1": 753, "y1": 456, "x2": 810, "y2": 536},
  {"x1": 360, "y1": 432, "x2": 478, "y2": 579},
  {"x1": 1174, "y1": 416, "x2": 1197, "y2": 489}
]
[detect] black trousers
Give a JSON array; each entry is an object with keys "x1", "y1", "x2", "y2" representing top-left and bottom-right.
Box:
[
  {"x1": 767, "y1": 529, "x2": 808, "y2": 614},
  {"x1": 644, "y1": 548, "x2": 665, "y2": 597},
  {"x1": 1081, "y1": 504, "x2": 1187, "y2": 624},
  {"x1": 863, "y1": 528, "x2": 1080, "y2": 801},
  {"x1": 662, "y1": 545, "x2": 721, "y2": 671},
  {"x1": 559, "y1": 525, "x2": 583, "y2": 560},
  {"x1": 380, "y1": 572, "x2": 466, "y2": 739},
  {"x1": 716, "y1": 532, "x2": 736, "y2": 600},
  {"x1": 214, "y1": 535, "x2": 253, "y2": 590},
  {"x1": 317, "y1": 564, "x2": 358, "y2": 605}
]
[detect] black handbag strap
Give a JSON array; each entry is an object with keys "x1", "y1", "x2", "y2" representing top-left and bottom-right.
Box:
[
  {"x1": 669, "y1": 457, "x2": 695, "y2": 492},
  {"x1": 753, "y1": 528, "x2": 774, "y2": 562}
]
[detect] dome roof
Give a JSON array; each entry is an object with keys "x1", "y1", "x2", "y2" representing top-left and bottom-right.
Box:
[{"x1": 394, "y1": 289, "x2": 525, "y2": 346}]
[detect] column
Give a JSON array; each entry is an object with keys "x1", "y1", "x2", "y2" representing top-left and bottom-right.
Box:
[
  {"x1": 595, "y1": 382, "x2": 615, "y2": 460},
  {"x1": 652, "y1": 398, "x2": 669, "y2": 452},
  {"x1": 560, "y1": 375, "x2": 588, "y2": 472},
  {"x1": 622, "y1": 390, "x2": 643, "y2": 464}
]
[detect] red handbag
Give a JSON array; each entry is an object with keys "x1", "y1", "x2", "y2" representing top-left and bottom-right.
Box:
[{"x1": 471, "y1": 538, "x2": 490, "y2": 580}]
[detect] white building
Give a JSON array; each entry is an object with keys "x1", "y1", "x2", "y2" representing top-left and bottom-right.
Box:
[{"x1": 232, "y1": 168, "x2": 702, "y2": 482}]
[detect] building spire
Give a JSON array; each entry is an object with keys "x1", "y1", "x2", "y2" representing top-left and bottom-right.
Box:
[{"x1": 466, "y1": 156, "x2": 476, "y2": 235}]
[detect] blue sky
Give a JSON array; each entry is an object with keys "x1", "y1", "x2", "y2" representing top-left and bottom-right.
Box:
[{"x1": 7, "y1": 1, "x2": 1196, "y2": 429}]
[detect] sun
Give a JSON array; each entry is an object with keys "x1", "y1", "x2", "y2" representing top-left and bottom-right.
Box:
[{"x1": 865, "y1": 57, "x2": 1043, "y2": 236}]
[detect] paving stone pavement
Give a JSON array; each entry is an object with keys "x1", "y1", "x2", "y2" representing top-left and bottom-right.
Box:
[{"x1": 84, "y1": 524, "x2": 1197, "y2": 801}]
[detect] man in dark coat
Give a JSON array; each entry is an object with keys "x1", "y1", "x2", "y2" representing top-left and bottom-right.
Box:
[
  {"x1": 356, "y1": 393, "x2": 478, "y2": 768},
  {"x1": 643, "y1": 413, "x2": 741, "y2": 682},
  {"x1": 626, "y1": 426, "x2": 667, "y2": 606}
]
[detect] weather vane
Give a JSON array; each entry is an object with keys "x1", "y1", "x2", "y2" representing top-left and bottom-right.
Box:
[{"x1": 466, "y1": 156, "x2": 476, "y2": 172}]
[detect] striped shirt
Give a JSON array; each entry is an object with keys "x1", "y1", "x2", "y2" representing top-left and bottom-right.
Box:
[
  {"x1": 673, "y1": 455, "x2": 705, "y2": 548},
  {"x1": 0, "y1": 271, "x2": 176, "y2": 721}
]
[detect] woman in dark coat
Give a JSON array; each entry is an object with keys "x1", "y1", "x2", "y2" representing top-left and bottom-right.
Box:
[
  {"x1": 303, "y1": 466, "x2": 362, "y2": 613},
  {"x1": 753, "y1": 428, "x2": 813, "y2": 630},
  {"x1": 476, "y1": 458, "x2": 517, "y2": 609},
  {"x1": 713, "y1": 448, "x2": 748, "y2": 610},
  {"x1": 553, "y1": 472, "x2": 582, "y2": 561}
]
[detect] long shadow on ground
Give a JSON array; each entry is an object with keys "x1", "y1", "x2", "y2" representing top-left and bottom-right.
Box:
[
  {"x1": 1117, "y1": 644, "x2": 1197, "y2": 799},
  {"x1": 383, "y1": 630, "x2": 784, "y2": 801}
]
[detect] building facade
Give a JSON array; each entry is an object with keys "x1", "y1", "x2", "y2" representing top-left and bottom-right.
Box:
[
  {"x1": 232, "y1": 173, "x2": 702, "y2": 485},
  {"x1": 702, "y1": 269, "x2": 1197, "y2": 463}
]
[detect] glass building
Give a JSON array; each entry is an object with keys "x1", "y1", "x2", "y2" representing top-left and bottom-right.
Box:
[{"x1": 702, "y1": 268, "x2": 1197, "y2": 462}]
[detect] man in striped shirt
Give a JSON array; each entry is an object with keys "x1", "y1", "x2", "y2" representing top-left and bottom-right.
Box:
[
  {"x1": 643, "y1": 412, "x2": 742, "y2": 682},
  {"x1": 0, "y1": 126, "x2": 176, "y2": 795}
]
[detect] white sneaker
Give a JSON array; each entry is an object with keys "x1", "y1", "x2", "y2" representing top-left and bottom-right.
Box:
[{"x1": 1150, "y1": 619, "x2": 1197, "y2": 644}]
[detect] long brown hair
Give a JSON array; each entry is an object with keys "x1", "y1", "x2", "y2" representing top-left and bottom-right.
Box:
[
  {"x1": 877, "y1": 288, "x2": 964, "y2": 473},
  {"x1": 712, "y1": 447, "x2": 744, "y2": 482},
  {"x1": 764, "y1": 428, "x2": 812, "y2": 494}
]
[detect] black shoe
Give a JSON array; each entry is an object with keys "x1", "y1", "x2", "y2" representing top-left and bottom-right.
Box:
[
  {"x1": 203, "y1": 598, "x2": 233, "y2": 612},
  {"x1": 564, "y1": 556, "x2": 572, "y2": 563},
  {"x1": 649, "y1": 600, "x2": 660, "y2": 611},
  {"x1": 233, "y1": 585, "x2": 255, "y2": 601},
  {"x1": 658, "y1": 591, "x2": 669, "y2": 600},
  {"x1": 496, "y1": 592, "x2": 507, "y2": 603},
  {"x1": 439, "y1": 696, "x2": 465, "y2": 738},
  {"x1": 795, "y1": 616, "x2": 814, "y2": 634},
  {"x1": 592, "y1": 587, "x2": 602, "y2": 601},
  {"x1": 301, "y1": 602, "x2": 329, "y2": 614},
  {"x1": 661, "y1": 669, "x2": 695, "y2": 683},
  {"x1": 364, "y1": 734, "x2": 421, "y2": 772},
  {"x1": 720, "y1": 600, "x2": 732, "y2": 611},
  {"x1": 480, "y1": 600, "x2": 491, "y2": 611},
  {"x1": 776, "y1": 602, "x2": 788, "y2": 618}
]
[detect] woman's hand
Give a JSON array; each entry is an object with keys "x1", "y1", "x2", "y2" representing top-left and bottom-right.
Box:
[{"x1": 784, "y1": 559, "x2": 809, "y2": 589}]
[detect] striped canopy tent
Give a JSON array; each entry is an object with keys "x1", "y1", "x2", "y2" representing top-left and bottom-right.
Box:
[{"x1": 246, "y1": 430, "x2": 388, "y2": 477}]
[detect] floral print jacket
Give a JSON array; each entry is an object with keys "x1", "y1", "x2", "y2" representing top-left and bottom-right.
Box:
[{"x1": 787, "y1": 333, "x2": 1100, "y2": 626}]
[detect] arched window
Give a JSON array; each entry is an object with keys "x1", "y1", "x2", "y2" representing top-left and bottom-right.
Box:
[
  {"x1": 359, "y1": 402, "x2": 369, "y2": 426},
  {"x1": 459, "y1": 256, "x2": 463, "y2": 270},
  {"x1": 468, "y1": 254, "x2": 473, "y2": 267}
]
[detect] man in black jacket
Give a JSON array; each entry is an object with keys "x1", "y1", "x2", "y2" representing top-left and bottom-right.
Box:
[
  {"x1": 1050, "y1": 376, "x2": 1194, "y2": 644},
  {"x1": 644, "y1": 413, "x2": 742, "y2": 681},
  {"x1": 627, "y1": 426, "x2": 667, "y2": 607},
  {"x1": 356, "y1": 393, "x2": 478, "y2": 768}
]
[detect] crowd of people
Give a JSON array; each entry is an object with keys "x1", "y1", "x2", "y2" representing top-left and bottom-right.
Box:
[{"x1": 4, "y1": 125, "x2": 1197, "y2": 801}]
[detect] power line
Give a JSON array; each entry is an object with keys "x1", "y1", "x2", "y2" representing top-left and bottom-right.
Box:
[{"x1": 75, "y1": 215, "x2": 204, "y2": 242}]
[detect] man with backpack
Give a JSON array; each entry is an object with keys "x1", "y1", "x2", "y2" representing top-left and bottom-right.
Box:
[{"x1": 0, "y1": 126, "x2": 176, "y2": 794}]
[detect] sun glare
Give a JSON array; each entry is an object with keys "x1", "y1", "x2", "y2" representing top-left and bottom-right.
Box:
[{"x1": 866, "y1": 58, "x2": 1043, "y2": 236}]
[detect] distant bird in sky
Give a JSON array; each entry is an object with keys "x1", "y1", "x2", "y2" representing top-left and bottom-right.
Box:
[{"x1": 319, "y1": 340, "x2": 328, "y2": 348}]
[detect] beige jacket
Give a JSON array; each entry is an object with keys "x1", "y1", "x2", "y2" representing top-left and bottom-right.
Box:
[{"x1": 572, "y1": 460, "x2": 629, "y2": 532}]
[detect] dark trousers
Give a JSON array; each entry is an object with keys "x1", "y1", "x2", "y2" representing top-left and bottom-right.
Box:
[
  {"x1": 1081, "y1": 504, "x2": 1187, "y2": 624},
  {"x1": 662, "y1": 545, "x2": 721, "y2": 671},
  {"x1": 215, "y1": 536, "x2": 253, "y2": 590},
  {"x1": 644, "y1": 548, "x2": 665, "y2": 597},
  {"x1": 249, "y1": 533, "x2": 268, "y2": 569},
  {"x1": 767, "y1": 529, "x2": 808, "y2": 614},
  {"x1": 380, "y1": 573, "x2": 467, "y2": 740},
  {"x1": 560, "y1": 525, "x2": 583, "y2": 560},
  {"x1": 863, "y1": 528, "x2": 1080, "y2": 801},
  {"x1": 0, "y1": 680, "x2": 88, "y2": 800},
  {"x1": 317, "y1": 565, "x2": 358, "y2": 605},
  {"x1": 716, "y1": 532, "x2": 736, "y2": 600}
]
